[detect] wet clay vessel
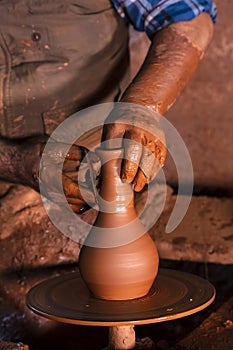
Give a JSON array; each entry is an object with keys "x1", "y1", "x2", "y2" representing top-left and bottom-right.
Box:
[{"x1": 79, "y1": 148, "x2": 159, "y2": 300}]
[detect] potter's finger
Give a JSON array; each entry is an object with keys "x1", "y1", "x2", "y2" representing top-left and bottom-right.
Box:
[
  {"x1": 154, "y1": 139, "x2": 167, "y2": 167},
  {"x1": 139, "y1": 147, "x2": 157, "y2": 180},
  {"x1": 62, "y1": 175, "x2": 83, "y2": 198},
  {"x1": 63, "y1": 161, "x2": 80, "y2": 173},
  {"x1": 146, "y1": 140, "x2": 166, "y2": 180},
  {"x1": 62, "y1": 171, "x2": 79, "y2": 182},
  {"x1": 102, "y1": 123, "x2": 126, "y2": 149},
  {"x1": 132, "y1": 168, "x2": 149, "y2": 192},
  {"x1": 65, "y1": 145, "x2": 86, "y2": 162},
  {"x1": 66, "y1": 185, "x2": 96, "y2": 204},
  {"x1": 149, "y1": 157, "x2": 163, "y2": 181},
  {"x1": 121, "y1": 136, "x2": 142, "y2": 183},
  {"x1": 66, "y1": 196, "x2": 85, "y2": 205},
  {"x1": 43, "y1": 142, "x2": 84, "y2": 164}
]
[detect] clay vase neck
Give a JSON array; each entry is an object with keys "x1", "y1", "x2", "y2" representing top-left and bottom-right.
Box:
[
  {"x1": 79, "y1": 148, "x2": 159, "y2": 300},
  {"x1": 95, "y1": 148, "x2": 136, "y2": 228}
]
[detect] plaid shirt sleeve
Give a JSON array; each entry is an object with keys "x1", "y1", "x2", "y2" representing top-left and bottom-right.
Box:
[{"x1": 110, "y1": 0, "x2": 217, "y2": 39}]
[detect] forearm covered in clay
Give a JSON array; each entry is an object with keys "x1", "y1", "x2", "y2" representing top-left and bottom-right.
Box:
[{"x1": 121, "y1": 12, "x2": 214, "y2": 115}]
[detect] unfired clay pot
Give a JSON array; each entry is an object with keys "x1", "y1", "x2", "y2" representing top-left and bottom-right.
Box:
[{"x1": 79, "y1": 148, "x2": 159, "y2": 300}]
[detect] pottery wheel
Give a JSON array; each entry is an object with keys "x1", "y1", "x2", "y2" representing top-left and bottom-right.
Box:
[{"x1": 26, "y1": 268, "x2": 215, "y2": 326}]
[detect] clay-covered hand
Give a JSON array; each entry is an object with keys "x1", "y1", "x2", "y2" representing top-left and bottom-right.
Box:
[
  {"x1": 102, "y1": 104, "x2": 166, "y2": 192},
  {"x1": 39, "y1": 140, "x2": 98, "y2": 213},
  {"x1": 0, "y1": 136, "x2": 96, "y2": 214},
  {"x1": 101, "y1": 14, "x2": 214, "y2": 192}
]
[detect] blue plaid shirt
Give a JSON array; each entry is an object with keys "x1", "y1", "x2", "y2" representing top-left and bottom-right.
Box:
[{"x1": 111, "y1": 0, "x2": 217, "y2": 38}]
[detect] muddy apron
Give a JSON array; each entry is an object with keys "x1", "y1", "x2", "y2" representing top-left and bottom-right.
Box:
[{"x1": 0, "y1": 0, "x2": 129, "y2": 138}]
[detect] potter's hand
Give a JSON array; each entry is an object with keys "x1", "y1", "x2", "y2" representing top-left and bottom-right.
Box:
[
  {"x1": 102, "y1": 104, "x2": 166, "y2": 192},
  {"x1": 39, "y1": 141, "x2": 98, "y2": 213},
  {"x1": 0, "y1": 137, "x2": 96, "y2": 214},
  {"x1": 102, "y1": 13, "x2": 214, "y2": 192}
]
